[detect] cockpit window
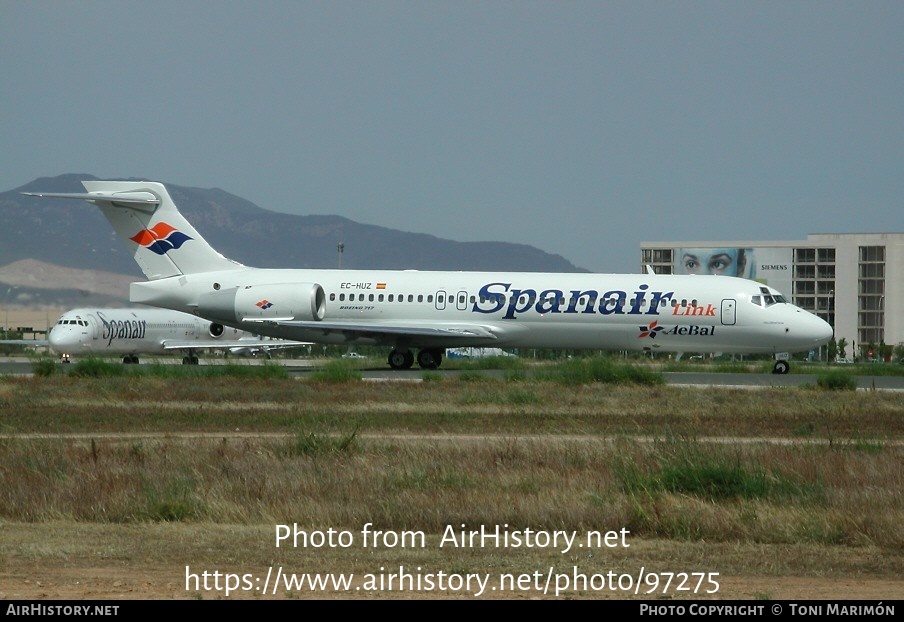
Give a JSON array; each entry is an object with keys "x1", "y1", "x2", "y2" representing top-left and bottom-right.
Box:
[
  {"x1": 751, "y1": 289, "x2": 788, "y2": 308},
  {"x1": 57, "y1": 318, "x2": 88, "y2": 326}
]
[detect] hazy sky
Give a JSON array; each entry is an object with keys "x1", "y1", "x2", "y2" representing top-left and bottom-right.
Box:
[{"x1": 3, "y1": 1, "x2": 902, "y2": 273}]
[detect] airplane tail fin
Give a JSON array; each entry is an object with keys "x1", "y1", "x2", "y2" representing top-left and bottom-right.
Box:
[{"x1": 24, "y1": 181, "x2": 242, "y2": 280}]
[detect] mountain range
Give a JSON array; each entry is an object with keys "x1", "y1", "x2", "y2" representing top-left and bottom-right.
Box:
[{"x1": 0, "y1": 174, "x2": 587, "y2": 308}]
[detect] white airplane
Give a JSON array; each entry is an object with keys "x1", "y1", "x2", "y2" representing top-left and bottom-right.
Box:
[
  {"x1": 24, "y1": 181, "x2": 833, "y2": 374},
  {"x1": 3, "y1": 307, "x2": 311, "y2": 364}
]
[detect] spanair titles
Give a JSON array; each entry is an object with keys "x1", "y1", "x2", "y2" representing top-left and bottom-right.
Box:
[{"x1": 473, "y1": 282, "x2": 675, "y2": 319}]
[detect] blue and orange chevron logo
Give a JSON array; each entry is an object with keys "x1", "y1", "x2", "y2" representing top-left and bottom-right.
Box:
[
  {"x1": 638, "y1": 320, "x2": 664, "y2": 339},
  {"x1": 129, "y1": 222, "x2": 193, "y2": 255},
  {"x1": 256, "y1": 300, "x2": 273, "y2": 310}
]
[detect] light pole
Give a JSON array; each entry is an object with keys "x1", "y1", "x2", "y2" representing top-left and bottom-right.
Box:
[{"x1": 337, "y1": 242, "x2": 344, "y2": 269}]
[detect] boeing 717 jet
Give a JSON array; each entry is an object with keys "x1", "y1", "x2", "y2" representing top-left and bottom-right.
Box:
[{"x1": 24, "y1": 181, "x2": 833, "y2": 373}]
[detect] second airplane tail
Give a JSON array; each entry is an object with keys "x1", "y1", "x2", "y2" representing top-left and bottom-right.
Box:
[{"x1": 25, "y1": 181, "x2": 243, "y2": 280}]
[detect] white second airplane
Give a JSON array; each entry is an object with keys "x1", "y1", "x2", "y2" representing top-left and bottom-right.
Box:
[
  {"x1": 9, "y1": 307, "x2": 311, "y2": 364},
  {"x1": 24, "y1": 181, "x2": 833, "y2": 373}
]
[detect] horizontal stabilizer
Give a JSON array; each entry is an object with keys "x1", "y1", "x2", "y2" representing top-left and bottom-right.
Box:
[{"x1": 22, "y1": 191, "x2": 160, "y2": 209}]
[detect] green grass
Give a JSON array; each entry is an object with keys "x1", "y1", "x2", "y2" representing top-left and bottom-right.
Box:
[
  {"x1": 816, "y1": 370, "x2": 859, "y2": 391},
  {"x1": 534, "y1": 355, "x2": 666, "y2": 385},
  {"x1": 615, "y1": 439, "x2": 824, "y2": 503},
  {"x1": 44, "y1": 357, "x2": 291, "y2": 379},
  {"x1": 306, "y1": 359, "x2": 363, "y2": 382}
]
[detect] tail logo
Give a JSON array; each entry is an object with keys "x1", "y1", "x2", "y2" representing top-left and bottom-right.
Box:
[
  {"x1": 130, "y1": 222, "x2": 193, "y2": 255},
  {"x1": 256, "y1": 300, "x2": 273, "y2": 310}
]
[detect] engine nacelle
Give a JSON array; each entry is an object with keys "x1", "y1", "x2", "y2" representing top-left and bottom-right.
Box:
[
  {"x1": 197, "y1": 282, "x2": 326, "y2": 324},
  {"x1": 208, "y1": 322, "x2": 225, "y2": 338}
]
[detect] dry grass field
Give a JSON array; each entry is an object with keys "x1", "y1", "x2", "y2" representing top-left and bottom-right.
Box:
[{"x1": 0, "y1": 361, "x2": 902, "y2": 600}]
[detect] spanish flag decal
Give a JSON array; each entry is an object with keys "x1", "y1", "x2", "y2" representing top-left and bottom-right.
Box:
[{"x1": 376, "y1": 283, "x2": 386, "y2": 289}]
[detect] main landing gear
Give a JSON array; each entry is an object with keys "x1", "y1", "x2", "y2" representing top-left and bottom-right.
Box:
[{"x1": 388, "y1": 347, "x2": 444, "y2": 370}]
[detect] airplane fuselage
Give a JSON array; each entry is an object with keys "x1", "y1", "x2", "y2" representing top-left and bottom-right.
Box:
[{"x1": 129, "y1": 268, "x2": 832, "y2": 355}]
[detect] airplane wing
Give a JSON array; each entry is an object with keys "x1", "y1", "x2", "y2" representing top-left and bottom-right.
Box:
[
  {"x1": 0, "y1": 339, "x2": 50, "y2": 347},
  {"x1": 244, "y1": 319, "x2": 501, "y2": 341},
  {"x1": 160, "y1": 339, "x2": 312, "y2": 351}
]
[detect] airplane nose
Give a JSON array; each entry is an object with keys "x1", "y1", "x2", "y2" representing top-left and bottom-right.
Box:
[
  {"x1": 799, "y1": 311, "x2": 834, "y2": 347},
  {"x1": 49, "y1": 327, "x2": 78, "y2": 350}
]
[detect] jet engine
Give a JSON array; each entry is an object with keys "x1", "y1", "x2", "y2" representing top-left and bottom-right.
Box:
[
  {"x1": 208, "y1": 322, "x2": 225, "y2": 338},
  {"x1": 197, "y1": 283, "x2": 326, "y2": 324}
]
